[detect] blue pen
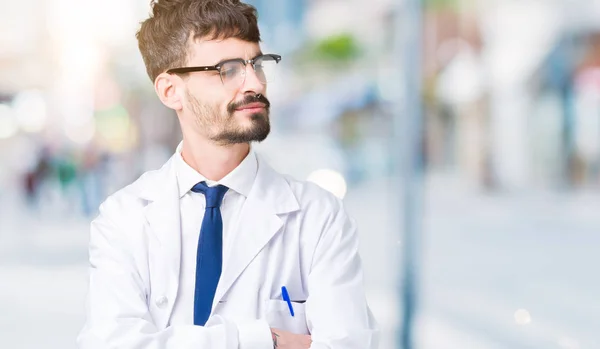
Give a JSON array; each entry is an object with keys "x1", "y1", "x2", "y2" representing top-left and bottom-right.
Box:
[{"x1": 281, "y1": 286, "x2": 294, "y2": 317}]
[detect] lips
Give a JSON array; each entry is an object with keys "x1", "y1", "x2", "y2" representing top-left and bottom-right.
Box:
[{"x1": 236, "y1": 102, "x2": 266, "y2": 111}]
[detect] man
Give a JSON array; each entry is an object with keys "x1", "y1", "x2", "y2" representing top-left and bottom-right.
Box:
[{"x1": 77, "y1": 1, "x2": 378, "y2": 348}]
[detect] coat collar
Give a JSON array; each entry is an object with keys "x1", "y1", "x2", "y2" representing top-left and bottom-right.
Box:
[
  {"x1": 138, "y1": 152, "x2": 299, "y2": 215},
  {"x1": 139, "y1": 150, "x2": 300, "y2": 314}
]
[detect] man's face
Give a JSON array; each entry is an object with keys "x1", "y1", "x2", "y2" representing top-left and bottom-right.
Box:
[{"x1": 179, "y1": 37, "x2": 271, "y2": 145}]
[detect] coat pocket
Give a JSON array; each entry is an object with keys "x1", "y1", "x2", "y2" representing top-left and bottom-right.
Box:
[{"x1": 265, "y1": 299, "x2": 309, "y2": 335}]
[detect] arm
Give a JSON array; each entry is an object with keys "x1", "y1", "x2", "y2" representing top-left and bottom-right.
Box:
[
  {"x1": 304, "y1": 199, "x2": 380, "y2": 349},
  {"x1": 77, "y1": 199, "x2": 273, "y2": 349}
]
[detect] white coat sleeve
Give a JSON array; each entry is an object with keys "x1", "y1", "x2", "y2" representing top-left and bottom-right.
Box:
[
  {"x1": 305, "y1": 199, "x2": 380, "y2": 349},
  {"x1": 77, "y1": 200, "x2": 273, "y2": 349}
]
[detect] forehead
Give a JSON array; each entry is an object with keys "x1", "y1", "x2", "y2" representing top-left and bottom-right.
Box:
[{"x1": 187, "y1": 36, "x2": 262, "y2": 65}]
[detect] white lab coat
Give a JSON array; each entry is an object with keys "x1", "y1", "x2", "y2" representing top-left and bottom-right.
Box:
[{"x1": 78, "y1": 152, "x2": 379, "y2": 349}]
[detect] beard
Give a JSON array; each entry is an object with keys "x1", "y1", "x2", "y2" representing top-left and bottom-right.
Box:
[{"x1": 186, "y1": 92, "x2": 271, "y2": 146}]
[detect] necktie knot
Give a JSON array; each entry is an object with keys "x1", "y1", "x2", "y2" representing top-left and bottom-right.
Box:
[{"x1": 191, "y1": 181, "x2": 229, "y2": 208}]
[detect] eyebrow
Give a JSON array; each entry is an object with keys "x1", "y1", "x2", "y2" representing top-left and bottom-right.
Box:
[{"x1": 212, "y1": 51, "x2": 264, "y2": 65}]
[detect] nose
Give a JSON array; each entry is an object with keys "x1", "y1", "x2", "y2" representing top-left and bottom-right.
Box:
[{"x1": 241, "y1": 64, "x2": 265, "y2": 95}]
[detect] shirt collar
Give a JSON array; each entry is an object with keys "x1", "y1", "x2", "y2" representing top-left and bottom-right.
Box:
[{"x1": 174, "y1": 141, "x2": 257, "y2": 198}]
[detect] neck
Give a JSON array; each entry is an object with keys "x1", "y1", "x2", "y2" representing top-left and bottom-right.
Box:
[{"x1": 181, "y1": 133, "x2": 250, "y2": 182}]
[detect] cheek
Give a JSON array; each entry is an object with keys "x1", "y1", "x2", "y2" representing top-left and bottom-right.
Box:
[
  {"x1": 187, "y1": 91, "x2": 217, "y2": 110},
  {"x1": 187, "y1": 80, "x2": 239, "y2": 113}
]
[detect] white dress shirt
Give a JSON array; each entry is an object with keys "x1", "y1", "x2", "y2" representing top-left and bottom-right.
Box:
[{"x1": 169, "y1": 142, "x2": 258, "y2": 325}]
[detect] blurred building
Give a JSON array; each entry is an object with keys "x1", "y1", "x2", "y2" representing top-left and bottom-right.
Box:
[{"x1": 4, "y1": 0, "x2": 600, "y2": 194}]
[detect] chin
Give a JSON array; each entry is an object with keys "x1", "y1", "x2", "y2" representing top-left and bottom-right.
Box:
[
  {"x1": 214, "y1": 119, "x2": 270, "y2": 144},
  {"x1": 243, "y1": 119, "x2": 270, "y2": 142},
  {"x1": 238, "y1": 111, "x2": 268, "y2": 127}
]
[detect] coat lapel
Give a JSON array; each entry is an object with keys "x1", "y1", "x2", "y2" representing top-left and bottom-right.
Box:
[
  {"x1": 135, "y1": 152, "x2": 300, "y2": 318},
  {"x1": 213, "y1": 155, "x2": 300, "y2": 305},
  {"x1": 141, "y1": 158, "x2": 182, "y2": 325}
]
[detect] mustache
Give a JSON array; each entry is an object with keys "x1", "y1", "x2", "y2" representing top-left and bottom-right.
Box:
[{"x1": 227, "y1": 94, "x2": 271, "y2": 114}]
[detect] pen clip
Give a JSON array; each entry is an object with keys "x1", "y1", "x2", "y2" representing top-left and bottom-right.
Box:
[{"x1": 281, "y1": 286, "x2": 295, "y2": 317}]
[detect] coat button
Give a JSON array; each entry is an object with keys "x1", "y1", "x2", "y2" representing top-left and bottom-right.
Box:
[{"x1": 155, "y1": 296, "x2": 169, "y2": 309}]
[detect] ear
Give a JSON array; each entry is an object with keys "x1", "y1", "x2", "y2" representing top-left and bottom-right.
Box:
[{"x1": 154, "y1": 73, "x2": 184, "y2": 111}]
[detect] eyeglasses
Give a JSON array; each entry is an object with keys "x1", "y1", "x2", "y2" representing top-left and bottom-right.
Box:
[{"x1": 166, "y1": 53, "x2": 281, "y2": 89}]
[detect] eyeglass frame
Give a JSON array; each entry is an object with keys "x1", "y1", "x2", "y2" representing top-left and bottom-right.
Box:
[{"x1": 165, "y1": 53, "x2": 281, "y2": 85}]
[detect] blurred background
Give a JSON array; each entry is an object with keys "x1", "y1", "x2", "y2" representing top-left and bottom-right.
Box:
[{"x1": 1, "y1": 0, "x2": 599, "y2": 348}]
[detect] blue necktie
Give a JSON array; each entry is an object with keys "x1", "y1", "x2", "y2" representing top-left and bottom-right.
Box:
[{"x1": 191, "y1": 181, "x2": 229, "y2": 326}]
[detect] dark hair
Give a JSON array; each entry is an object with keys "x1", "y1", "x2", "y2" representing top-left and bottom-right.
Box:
[{"x1": 136, "y1": 0, "x2": 261, "y2": 82}]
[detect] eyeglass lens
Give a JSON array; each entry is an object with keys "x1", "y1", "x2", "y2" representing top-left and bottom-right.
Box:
[{"x1": 219, "y1": 56, "x2": 278, "y2": 87}]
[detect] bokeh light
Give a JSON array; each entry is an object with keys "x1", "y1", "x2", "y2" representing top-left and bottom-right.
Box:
[
  {"x1": 12, "y1": 90, "x2": 48, "y2": 133},
  {"x1": 307, "y1": 169, "x2": 348, "y2": 199},
  {"x1": 514, "y1": 309, "x2": 532, "y2": 325},
  {"x1": 0, "y1": 104, "x2": 18, "y2": 139}
]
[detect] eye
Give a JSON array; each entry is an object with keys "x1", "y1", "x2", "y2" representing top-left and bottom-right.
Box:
[
  {"x1": 252, "y1": 56, "x2": 277, "y2": 83},
  {"x1": 220, "y1": 62, "x2": 243, "y2": 79}
]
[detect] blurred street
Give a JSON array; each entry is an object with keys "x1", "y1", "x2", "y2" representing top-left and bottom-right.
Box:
[
  {"x1": 1, "y1": 170, "x2": 598, "y2": 349},
  {"x1": 3, "y1": 0, "x2": 600, "y2": 347}
]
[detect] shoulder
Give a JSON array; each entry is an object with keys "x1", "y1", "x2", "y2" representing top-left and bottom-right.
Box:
[
  {"x1": 281, "y1": 174, "x2": 348, "y2": 224},
  {"x1": 255, "y1": 154, "x2": 346, "y2": 219},
  {"x1": 284, "y1": 175, "x2": 339, "y2": 204},
  {"x1": 98, "y1": 157, "x2": 174, "y2": 222}
]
